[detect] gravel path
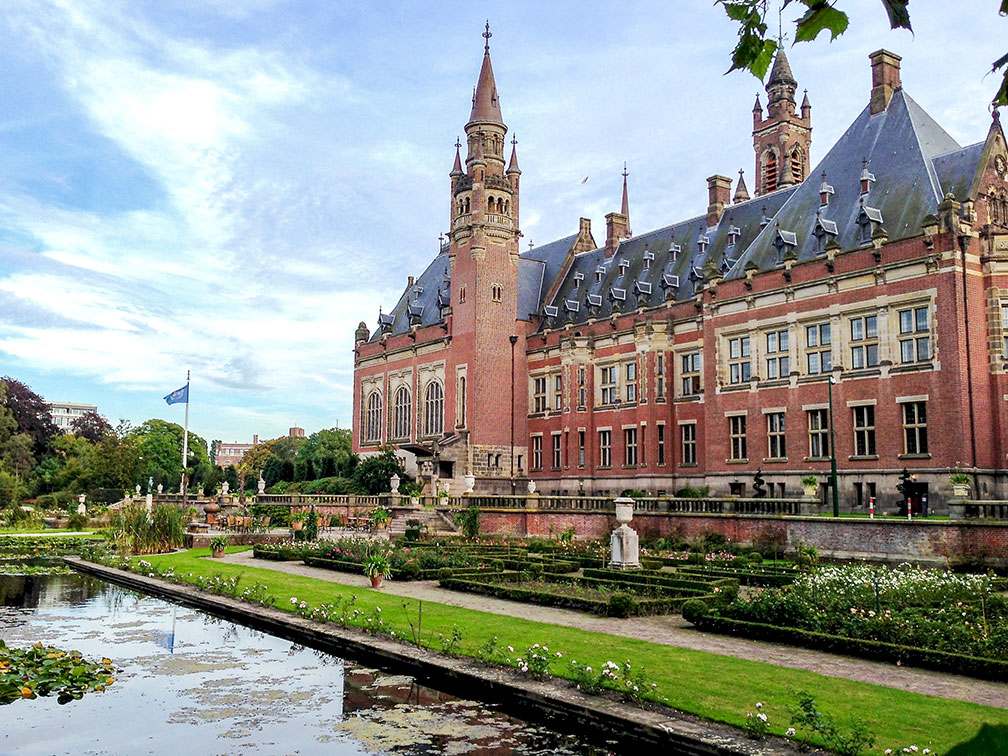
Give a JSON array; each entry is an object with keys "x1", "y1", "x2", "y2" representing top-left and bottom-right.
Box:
[{"x1": 219, "y1": 549, "x2": 1008, "y2": 709}]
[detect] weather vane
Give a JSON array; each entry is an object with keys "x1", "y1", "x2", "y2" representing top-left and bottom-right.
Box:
[{"x1": 483, "y1": 21, "x2": 491, "y2": 52}]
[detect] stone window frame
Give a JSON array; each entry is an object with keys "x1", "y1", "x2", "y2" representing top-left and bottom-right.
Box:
[
  {"x1": 623, "y1": 425, "x2": 638, "y2": 468},
  {"x1": 849, "y1": 400, "x2": 877, "y2": 458},
  {"x1": 679, "y1": 350, "x2": 702, "y2": 397},
  {"x1": 624, "y1": 361, "x2": 637, "y2": 403},
  {"x1": 727, "y1": 412, "x2": 748, "y2": 462},
  {"x1": 530, "y1": 434, "x2": 543, "y2": 471},
  {"x1": 531, "y1": 375, "x2": 548, "y2": 414},
  {"x1": 898, "y1": 396, "x2": 930, "y2": 458},
  {"x1": 598, "y1": 428, "x2": 612, "y2": 469},
  {"x1": 554, "y1": 373, "x2": 564, "y2": 412},
  {"x1": 764, "y1": 408, "x2": 787, "y2": 461},
  {"x1": 679, "y1": 421, "x2": 696, "y2": 466},
  {"x1": 804, "y1": 404, "x2": 829, "y2": 461},
  {"x1": 599, "y1": 364, "x2": 618, "y2": 406},
  {"x1": 726, "y1": 334, "x2": 752, "y2": 385},
  {"x1": 391, "y1": 385, "x2": 412, "y2": 441},
  {"x1": 364, "y1": 390, "x2": 383, "y2": 444},
  {"x1": 422, "y1": 380, "x2": 444, "y2": 438},
  {"x1": 897, "y1": 305, "x2": 932, "y2": 364},
  {"x1": 551, "y1": 432, "x2": 562, "y2": 470},
  {"x1": 764, "y1": 327, "x2": 790, "y2": 380},
  {"x1": 849, "y1": 313, "x2": 879, "y2": 370}
]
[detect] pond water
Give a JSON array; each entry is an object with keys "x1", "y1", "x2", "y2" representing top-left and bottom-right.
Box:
[{"x1": 0, "y1": 573, "x2": 617, "y2": 756}]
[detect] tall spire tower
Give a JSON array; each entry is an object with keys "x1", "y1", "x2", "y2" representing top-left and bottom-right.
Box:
[
  {"x1": 752, "y1": 47, "x2": 812, "y2": 196},
  {"x1": 446, "y1": 23, "x2": 525, "y2": 475}
]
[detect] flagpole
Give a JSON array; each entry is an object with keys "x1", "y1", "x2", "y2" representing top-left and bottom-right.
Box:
[{"x1": 180, "y1": 370, "x2": 190, "y2": 496}]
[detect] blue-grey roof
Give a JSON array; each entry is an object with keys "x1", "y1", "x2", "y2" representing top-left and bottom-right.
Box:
[
  {"x1": 370, "y1": 252, "x2": 450, "y2": 340},
  {"x1": 728, "y1": 90, "x2": 980, "y2": 276}
]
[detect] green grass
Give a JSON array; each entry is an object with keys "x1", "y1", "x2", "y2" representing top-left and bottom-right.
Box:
[{"x1": 140, "y1": 548, "x2": 1006, "y2": 754}]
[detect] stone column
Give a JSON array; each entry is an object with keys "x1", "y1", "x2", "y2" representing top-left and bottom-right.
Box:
[{"x1": 610, "y1": 496, "x2": 641, "y2": 570}]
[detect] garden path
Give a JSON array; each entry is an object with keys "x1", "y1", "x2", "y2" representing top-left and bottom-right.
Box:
[{"x1": 219, "y1": 549, "x2": 1008, "y2": 709}]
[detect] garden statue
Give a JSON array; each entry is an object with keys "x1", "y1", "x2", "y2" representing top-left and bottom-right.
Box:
[
  {"x1": 156, "y1": 483, "x2": 163, "y2": 495},
  {"x1": 390, "y1": 473, "x2": 400, "y2": 494},
  {"x1": 527, "y1": 479, "x2": 536, "y2": 494},
  {"x1": 610, "y1": 496, "x2": 641, "y2": 570},
  {"x1": 147, "y1": 476, "x2": 153, "y2": 495},
  {"x1": 222, "y1": 481, "x2": 229, "y2": 496},
  {"x1": 258, "y1": 471, "x2": 266, "y2": 494},
  {"x1": 77, "y1": 493, "x2": 86, "y2": 515},
  {"x1": 135, "y1": 485, "x2": 141, "y2": 496}
]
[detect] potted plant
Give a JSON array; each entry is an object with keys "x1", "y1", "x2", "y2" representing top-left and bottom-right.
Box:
[
  {"x1": 185, "y1": 506, "x2": 199, "y2": 523},
  {"x1": 290, "y1": 511, "x2": 306, "y2": 531},
  {"x1": 209, "y1": 535, "x2": 229, "y2": 558},
  {"x1": 801, "y1": 475, "x2": 819, "y2": 497},
  {"x1": 364, "y1": 550, "x2": 393, "y2": 589},
  {"x1": 949, "y1": 472, "x2": 971, "y2": 498},
  {"x1": 371, "y1": 507, "x2": 391, "y2": 531}
]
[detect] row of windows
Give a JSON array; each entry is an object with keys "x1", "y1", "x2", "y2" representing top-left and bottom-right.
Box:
[
  {"x1": 725, "y1": 306, "x2": 932, "y2": 386},
  {"x1": 725, "y1": 402, "x2": 928, "y2": 462},
  {"x1": 363, "y1": 382, "x2": 444, "y2": 443},
  {"x1": 532, "y1": 423, "x2": 680, "y2": 471}
]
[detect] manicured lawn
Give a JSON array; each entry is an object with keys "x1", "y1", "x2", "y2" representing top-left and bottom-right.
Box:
[{"x1": 142, "y1": 548, "x2": 1007, "y2": 754}]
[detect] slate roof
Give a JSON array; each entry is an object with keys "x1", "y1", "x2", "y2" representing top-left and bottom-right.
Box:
[{"x1": 371, "y1": 88, "x2": 985, "y2": 339}]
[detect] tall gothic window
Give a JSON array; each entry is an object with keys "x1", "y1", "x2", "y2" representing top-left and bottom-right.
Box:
[
  {"x1": 392, "y1": 386, "x2": 411, "y2": 440},
  {"x1": 790, "y1": 146, "x2": 804, "y2": 184},
  {"x1": 457, "y1": 376, "x2": 467, "y2": 428},
  {"x1": 423, "y1": 381, "x2": 444, "y2": 437},
  {"x1": 365, "y1": 391, "x2": 382, "y2": 443}
]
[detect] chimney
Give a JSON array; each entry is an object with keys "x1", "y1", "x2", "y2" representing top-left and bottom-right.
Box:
[
  {"x1": 605, "y1": 212, "x2": 630, "y2": 258},
  {"x1": 253, "y1": 434, "x2": 259, "y2": 445},
  {"x1": 706, "y1": 175, "x2": 732, "y2": 227},
  {"x1": 869, "y1": 49, "x2": 901, "y2": 115},
  {"x1": 407, "y1": 276, "x2": 415, "y2": 288}
]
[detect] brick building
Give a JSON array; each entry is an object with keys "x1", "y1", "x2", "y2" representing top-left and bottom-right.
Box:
[{"x1": 353, "y1": 34, "x2": 1008, "y2": 510}]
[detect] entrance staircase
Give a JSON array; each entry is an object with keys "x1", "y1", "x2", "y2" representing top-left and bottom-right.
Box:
[{"x1": 390, "y1": 507, "x2": 460, "y2": 537}]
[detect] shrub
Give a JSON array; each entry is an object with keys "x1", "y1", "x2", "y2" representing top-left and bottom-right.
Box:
[
  {"x1": 681, "y1": 598, "x2": 709, "y2": 624},
  {"x1": 66, "y1": 512, "x2": 88, "y2": 531},
  {"x1": 675, "y1": 485, "x2": 710, "y2": 498},
  {"x1": 747, "y1": 552, "x2": 764, "y2": 565},
  {"x1": 620, "y1": 488, "x2": 647, "y2": 498},
  {"x1": 607, "y1": 592, "x2": 636, "y2": 618},
  {"x1": 453, "y1": 505, "x2": 480, "y2": 539}
]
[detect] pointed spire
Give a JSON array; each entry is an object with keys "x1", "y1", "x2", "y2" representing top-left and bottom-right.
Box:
[
  {"x1": 451, "y1": 137, "x2": 463, "y2": 176},
  {"x1": 767, "y1": 47, "x2": 796, "y2": 88},
  {"x1": 753, "y1": 93, "x2": 763, "y2": 112},
  {"x1": 507, "y1": 134, "x2": 521, "y2": 174},
  {"x1": 801, "y1": 88, "x2": 811, "y2": 112},
  {"x1": 733, "y1": 169, "x2": 750, "y2": 203},
  {"x1": 468, "y1": 21, "x2": 504, "y2": 126},
  {"x1": 621, "y1": 162, "x2": 630, "y2": 220}
]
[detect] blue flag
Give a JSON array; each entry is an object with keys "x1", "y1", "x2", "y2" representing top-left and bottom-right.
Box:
[{"x1": 164, "y1": 385, "x2": 189, "y2": 405}]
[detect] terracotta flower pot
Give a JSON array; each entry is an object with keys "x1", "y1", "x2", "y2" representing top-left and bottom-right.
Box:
[
  {"x1": 370, "y1": 574, "x2": 384, "y2": 589},
  {"x1": 291, "y1": 520, "x2": 304, "y2": 531},
  {"x1": 211, "y1": 549, "x2": 225, "y2": 559}
]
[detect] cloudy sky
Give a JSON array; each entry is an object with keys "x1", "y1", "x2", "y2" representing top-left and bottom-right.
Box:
[{"x1": 0, "y1": 0, "x2": 1002, "y2": 446}]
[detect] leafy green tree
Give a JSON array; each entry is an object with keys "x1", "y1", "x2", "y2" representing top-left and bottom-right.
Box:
[
  {"x1": 131, "y1": 419, "x2": 209, "y2": 491},
  {"x1": 716, "y1": 0, "x2": 1007, "y2": 107},
  {"x1": 351, "y1": 446, "x2": 406, "y2": 495}
]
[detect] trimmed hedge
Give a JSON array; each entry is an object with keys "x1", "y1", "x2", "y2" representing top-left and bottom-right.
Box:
[
  {"x1": 676, "y1": 565, "x2": 796, "y2": 587},
  {"x1": 303, "y1": 555, "x2": 444, "y2": 581},
  {"x1": 581, "y1": 568, "x2": 737, "y2": 594},
  {"x1": 440, "y1": 570, "x2": 719, "y2": 617},
  {"x1": 253, "y1": 544, "x2": 308, "y2": 561},
  {"x1": 683, "y1": 612, "x2": 1008, "y2": 682}
]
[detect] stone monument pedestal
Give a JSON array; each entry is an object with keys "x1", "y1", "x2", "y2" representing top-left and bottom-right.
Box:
[{"x1": 609, "y1": 496, "x2": 641, "y2": 570}]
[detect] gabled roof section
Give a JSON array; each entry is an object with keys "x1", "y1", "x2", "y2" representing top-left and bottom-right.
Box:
[
  {"x1": 537, "y1": 186, "x2": 794, "y2": 329},
  {"x1": 728, "y1": 90, "x2": 966, "y2": 276},
  {"x1": 519, "y1": 233, "x2": 577, "y2": 318},
  {"x1": 369, "y1": 252, "x2": 451, "y2": 340},
  {"x1": 933, "y1": 142, "x2": 984, "y2": 203}
]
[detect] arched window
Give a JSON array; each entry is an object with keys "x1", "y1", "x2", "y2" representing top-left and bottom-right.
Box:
[
  {"x1": 789, "y1": 147, "x2": 803, "y2": 184},
  {"x1": 504, "y1": 199, "x2": 510, "y2": 214},
  {"x1": 365, "y1": 391, "x2": 382, "y2": 443},
  {"x1": 464, "y1": 196, "x2": 471, "y2": 213},
  {"x1": 392, "y1": 386, "x2": 411, "y2": 440},
  {"x1": 764, "y1": 151, "x2": 778, "y2": 192},
  {"x1": 497, "y1": 197, "x2": 504, "y2": 213},
  {"x1": 424, "y1": 381, "x2": 444, "y2": 436},
  {"x1": 487, "y1": 195, "x2": 494, "y2": 212},
  {"x1": 457, "y1": 376, "x2": 467, "y2": 428}
]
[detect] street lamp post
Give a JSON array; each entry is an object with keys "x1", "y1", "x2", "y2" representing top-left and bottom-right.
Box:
[
  {"x1": 509, "y1": 334, "x2": 518, "y2": 497},
  {"x1": 828, "y1": 375, "x2": 840, "y2": 518}
]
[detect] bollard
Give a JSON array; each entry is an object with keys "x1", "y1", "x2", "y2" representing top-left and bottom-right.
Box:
[
  {"x1": 906, "y1": 498, "x2": 912, "y2": 520},
  {"x1": 869, "y1": 496, "x2": 875, "y2": 519}
]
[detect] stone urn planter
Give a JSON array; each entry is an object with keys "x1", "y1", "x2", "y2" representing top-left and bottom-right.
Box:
[
  {"x1": 803, "y1": 483, "x2": 818, "y2": 497},
  {"x1": 952, "y1": 483, "x2": 970, "y2": 498},
  {"x1": 615, "y1": 499, "x2": 634, "y2": 525}
]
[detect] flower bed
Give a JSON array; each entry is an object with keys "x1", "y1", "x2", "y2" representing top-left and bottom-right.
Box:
[
  {"x1": 683, "y1": 563, "x2": 1008, "y2": 676},
  {"x1": 440, "y1": 570, "x2": 719, "y2": 617},
  {"x1": 676, "y1": 565, "x2": 798, "y2": 587},
  {"x1": 580, "y1": 568, "x2": 738, "y2": 594}
]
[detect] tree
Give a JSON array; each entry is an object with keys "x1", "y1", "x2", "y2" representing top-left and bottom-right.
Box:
[
  {"x1": 131, "y1": 419, "x2": 209, "y2": 491},
  {"x1": 0, "y1": 377, "x2": 58, "y2": 458},
  {"x1": 351, "y1": 446, "x2": 406, "y2": 495},
  {"x1": 716, "y1": 0, "x2": 1007, "y2": 107},
  {"x1": 71, "y1": 411, "x2": 112, "y2": 443}
]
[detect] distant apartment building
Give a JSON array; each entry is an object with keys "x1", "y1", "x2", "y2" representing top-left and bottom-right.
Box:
[{"x1": 47, "y1": 401, "x2": 99, "y2": 432}]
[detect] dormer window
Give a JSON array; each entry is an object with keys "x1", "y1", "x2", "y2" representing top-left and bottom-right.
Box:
[
  {"x1": 543, "y1": 304, "x2": 559, "y2": 319},
  {"x1": 586, "y1": 293, "x2": 602, "y2": 312},
  {"x1": 774, "y1": 228, "x2": 798, "y2": 264},
  {"x1": 857, "y1": 204, "x2": 883, "y2": 246},
  {"x1": 564, "y1": 299, "x2": 580, "y2": 313},
  {"x1": 609, "y1": 287, "x2": 626, "y2": 303},
  {"x1": 407, "y1": 302, "x2": 424, "y2": 325},
  {"x1": 819, "y1": 172, "x2": 834, "y2": 207},
  {"x1": 595, "y1": 266, "x2": 605, "y2": 283},
  {"x1": 378, "y1": 311, "x2": 394, "y2": 333},
  {"x1": 643, "y1": 248, "x2": 654, "y2": 269},
  {"x1": 573, "y1": 271, "x2": 584, "y2": 289},
  {"x1": 669, "y1": 242, "x2": 681, "y2": 260},
  {"x1": 727, "y1": 225, "x2": 741, "y2": 246},
  {"x1": 697, "y1": 228, "x2": 709, "y2": 255},
  {"x1": 860, "y1": 158, "x2": 875, "y2": 195},
  {"x1": 688, "y1": 265, "x2": 702, "y2": 283},
  {"x1": 618, "y1": 259, "x2": 629, "y2": 276},
  {"x1": 813, "y1": 216, "x2": 839, "y2": 255},
  {"x1": 634, "y1": 280, "x2": 652, "y2": 297},
  {"x1": 661, "y1": 273, "x2": 680, "y2": 290},
  {"x1": 438, "y1": 289, "x2": 450, "y2": 309}
]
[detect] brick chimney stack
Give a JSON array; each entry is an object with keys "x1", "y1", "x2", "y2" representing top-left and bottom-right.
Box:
[
  {"x1": 605, "y1": 212, "x2": 630, "y2": 258},
  {"x1": 706, "y1": 175, "x2": 732, "y2": 227},
  {"x1": 869, "y1": 49, "x2": 901, "y2": 115}
]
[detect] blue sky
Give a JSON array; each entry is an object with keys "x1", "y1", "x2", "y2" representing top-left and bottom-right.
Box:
[{"x1": 0, "y1": 0, "x2": 1002, "y2": 447}]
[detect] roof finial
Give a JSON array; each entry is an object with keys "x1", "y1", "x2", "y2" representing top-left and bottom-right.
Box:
[
  {"x1": 455, "y1": 137, "x2": 461, "y2": 150},
  {"x1": 483, "y1": 20, "x2": 492, "y2": 53},
  {"x1": 512, "y1": 134, "x2": 517, "y2": 148}
]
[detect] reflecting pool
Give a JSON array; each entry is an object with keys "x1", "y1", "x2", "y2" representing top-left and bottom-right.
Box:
[{"x1": 0, "y1": 573, "x2": 617, "y2": 755}]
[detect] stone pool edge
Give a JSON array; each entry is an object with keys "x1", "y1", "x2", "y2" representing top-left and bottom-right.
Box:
[{"x1": 65, "y1": 557, "x2": 803, "y2": 756}]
